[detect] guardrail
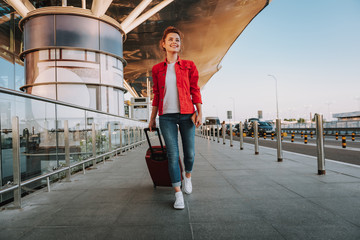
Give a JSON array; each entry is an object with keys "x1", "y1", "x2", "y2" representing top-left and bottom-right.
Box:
[{"x1": 0, "y1": 87, "x2": 148, "y2": 208}]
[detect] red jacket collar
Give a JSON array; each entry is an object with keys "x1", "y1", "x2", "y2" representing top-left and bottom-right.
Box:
[{"x1": 162, "y1": 56, "x2": 183, "y2": 67}]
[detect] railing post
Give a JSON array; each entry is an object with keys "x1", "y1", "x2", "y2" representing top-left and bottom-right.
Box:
[
  {"x1": 92, "y1": 122, "x2": 96, "y2": 167},
  {"x1": 230, "y1": 124, "x2": 233, "y2": 147},
  {"x1": 64, "y1": 120, "x2": 71, "y2": 182},
  {"x1": 254, "y1": 120, "x2": 259, "y2": 155},
  {"x1": 239, "y1": 121, "x2": 244, "y2": 150},
  {"x1": 276, "y1": 119, "x2": 283, "y2": 162},
  {"x1": 315, "y1": 114, "x2": 325, "y2": 175},
  {"x1": 120, "y1": 125, "x2": 123, "y2": 151},
  {"x1": 108, "y1": 122, "x2": 112, "y2": 152},
  {"x1": 12, "y1": 116, "x2": 21, "y2": 208},
  {"x1": 217, "y1": 125, "x2": 220, "y2": 143}
]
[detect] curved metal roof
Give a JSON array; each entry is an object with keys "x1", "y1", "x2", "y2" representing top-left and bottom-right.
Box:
[{"x1": 108, "y1": 0, "x2": 270, "y2": 97}]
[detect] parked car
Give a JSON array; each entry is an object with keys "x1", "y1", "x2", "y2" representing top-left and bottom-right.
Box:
[
  {"x1": 247, "y1": 121, "x2": 275, "y2": 136},
  {"x1": 204, "y1": 117, "x2": 221, "y2": 136}
]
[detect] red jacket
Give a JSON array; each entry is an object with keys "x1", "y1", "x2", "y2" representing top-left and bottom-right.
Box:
[{"x1": 152, "y1": 58, "x2": 202, "y2": 116}]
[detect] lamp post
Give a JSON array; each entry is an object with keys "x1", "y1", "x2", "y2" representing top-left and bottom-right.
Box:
[{"x1": 268, "y1": 74, "x2": 279, "y2": 119}]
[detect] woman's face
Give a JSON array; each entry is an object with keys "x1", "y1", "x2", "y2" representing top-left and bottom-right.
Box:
[{"x1": 162, "y1": 32, "x2": 181, "y2": 53}]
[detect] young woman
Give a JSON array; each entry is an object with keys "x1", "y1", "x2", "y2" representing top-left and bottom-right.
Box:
[{"x1": 148, "y1": 26, "x2": 202, "y2": 210}]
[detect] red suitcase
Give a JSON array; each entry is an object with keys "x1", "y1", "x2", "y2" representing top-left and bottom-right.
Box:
[{"x1": 144, "y1": 128, "x2": 183, "y2": 188}]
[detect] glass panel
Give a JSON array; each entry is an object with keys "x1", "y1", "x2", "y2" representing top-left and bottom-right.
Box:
[
  {"x1": 62, "y1": 49, "x2": 85, "y2": 61},
  {"x1": 99, "y1": 21, "x2": 122, "y2": 57},
  {"x1": 56, "y1": 105, "x2": 87, "y2": 166},
  {"x1": 0, "y1": 57, "x2": 14, "y2": 89},
  {"x1": 24, "y1": 15, "x2": 54, "y2": 50},
  {"x1": 56, "y1": 15, "x2": 99, "y2": 50},
  {"x1": 100, "y1": 54, "x2": 124, "y2": 86},
  {"x1": 14, "y1": 62, "x2": 25, "y2": 91}
]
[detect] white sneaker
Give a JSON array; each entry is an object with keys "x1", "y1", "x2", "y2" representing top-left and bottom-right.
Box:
[
  {"x1": 174, "y1": 191, "x2": 185, "y2": 210},
  {"x1": 183, "y1": 174, "x2": 192, "y2": 194}
]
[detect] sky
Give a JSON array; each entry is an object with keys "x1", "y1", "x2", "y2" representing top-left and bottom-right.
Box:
[{"x1": 201, "y1": 0, "x2": 360, "y2": 122}]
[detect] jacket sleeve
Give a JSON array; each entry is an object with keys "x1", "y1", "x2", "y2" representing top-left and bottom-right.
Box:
[
  {"x1": 189, "y1": 61, "x2": 202, "y2": 104},
  {"x1": 152, "y1": 65, "x2": 160, "y2": 107}
]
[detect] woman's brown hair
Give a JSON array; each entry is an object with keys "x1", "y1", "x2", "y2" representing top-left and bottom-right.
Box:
[{"x1": 160, "y1": 26, "x2": 184, "y2": 53}]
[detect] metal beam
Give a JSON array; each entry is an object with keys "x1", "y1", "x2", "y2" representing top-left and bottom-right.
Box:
[
  {"x1": 91, "y1": 0, "x2": 113, "y2": 17},
  {"x1": 5, "y1": 0, "x2": 35, "y2": 17},
  {"x1": 124, "y1": 0, "x2": 174, "y2": 34},
  {"x1": 120, "y1": 0, "x2": 153, "y2": 30}
]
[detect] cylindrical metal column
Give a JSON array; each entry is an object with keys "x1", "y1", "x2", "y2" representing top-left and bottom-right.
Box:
[
  {"x1": 222, "y1": 123, "x2": 225, "y2": 145},
  {"x1": 64, "y1": 120, "x2": 71, "y2": 182},
  {"x1": 230, "y1": 124, "x2": 233, "y2": 147},
  {"x1": 254, "y1": 121, "x2": 259, "y2": 155},
  {"x1": 315, "y1": 114, "x2": 325, "y2": 175},
  {"x1": 276, "y1": 119, "x2": 283, "y2": 162},
  {"x1": 239, "y1": 121, "x2": 244, "y2": 150},
  {"x1": 217, "y1": 125, "x2": 220, "y2": 143},
  {"x1": 12, "y1": 116, "x2": 21, "y2": 208},
  {"x1": 92, "y1": 122, "x2": 96, "y2": 167}
]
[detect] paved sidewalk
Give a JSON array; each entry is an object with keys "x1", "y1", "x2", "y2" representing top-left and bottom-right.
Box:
[{"x1": 1, "y1": 136, "x2": 360, "y2": 240}]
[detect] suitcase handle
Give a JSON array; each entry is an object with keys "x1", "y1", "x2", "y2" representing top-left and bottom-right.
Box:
[{"x1": 143, "y1": 128, "x2": 165, "y2": 156}]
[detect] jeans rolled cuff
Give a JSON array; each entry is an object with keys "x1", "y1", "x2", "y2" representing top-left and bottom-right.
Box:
[{"x1": 172, "y1": 181, "x2": 182, "y2": 187}]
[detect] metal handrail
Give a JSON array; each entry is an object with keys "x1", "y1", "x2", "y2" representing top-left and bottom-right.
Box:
[
  {"x1": 0, "y1": 139, "x2": 147, "y2": 195},
  {"x1": 0, "y1": 87, "x2": 139, "y2": 122}
]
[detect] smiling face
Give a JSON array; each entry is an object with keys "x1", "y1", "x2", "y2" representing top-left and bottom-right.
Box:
[{"x1": 162, "y1": 32, "x2": 181, "y2": 54}]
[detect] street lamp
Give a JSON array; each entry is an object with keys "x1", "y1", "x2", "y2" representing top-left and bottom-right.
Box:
[{"x1": 268, "y1": 74, "x2": 279, "y2": 119}]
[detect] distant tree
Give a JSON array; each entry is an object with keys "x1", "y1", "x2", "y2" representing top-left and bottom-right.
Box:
[
  {"x1": 284, "y1": 118, "x2": 296, "y2": 122},
  {"x1": 297, "y1": 118, "x2": 305, "y2": 123}
]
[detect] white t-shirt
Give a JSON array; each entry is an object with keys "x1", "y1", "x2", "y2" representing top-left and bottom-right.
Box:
[{"x1": 163, "y1": 63, "x2": 180, "y2": 114}]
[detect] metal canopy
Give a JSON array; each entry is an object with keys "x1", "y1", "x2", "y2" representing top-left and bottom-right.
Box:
[{"x1": 107, "y1": 0, "x2": 270, "y2": 97}]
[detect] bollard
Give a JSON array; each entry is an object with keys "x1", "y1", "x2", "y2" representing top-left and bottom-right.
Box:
[
  {"x1": 271, "y1": 133, "x2": 274, "y2": 140},
  {"x1": 230, "y1": 124, "x2": 233, "y2": 147},
  {"x1": 301, "y1": 131, "x2": 304, "y2": 138},
  {"x1": 352, "y1": 132, "x2": 355, "y2": 141},
  {"x1": 291, "y1": 132, "x2": 295, "y2": 142},
  {"x1": 315, "y1": 114, "x2": 325, "y2": 175},
  {"x1": 304, "y1": 134, "x2": 308, "y2": 144},
  {"x1": 217, "y1": 125, "x2": 220, "y2": 143},
  {"x1": 310, "y1": 131, "x2": 313, "y2": 139},
  {"x1": 254, "y1": 121, "x2": 259, "y2": 155},
  {"x1": 276, "y1": 119, "x2": 283, "y2": 162},
  {"x1": 213, "y1": 125, "x2": 216, "y2": 141},
  {"x1": 342, "y1": 136, "x2": 346, "y2": 148},
  {"x1": 281, "y1": 132, "x2": 284, "y2": 141},
  {"x1": 335, "y1": 132, "x2": 338, "y2": 140},
  {"x1": 222, "y1": 123, "x2": 226, "y2": 145},
  {"x1": 263, "y1": 132, "x2": 266, "y2": 139},
  {"x1": 239, "y1": 121, "x2": 244, "y2": 150}
]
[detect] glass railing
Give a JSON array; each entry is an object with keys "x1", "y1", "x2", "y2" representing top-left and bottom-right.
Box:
[{"x1": 0, "y1": 87, "x2": 148, "y2": 207}]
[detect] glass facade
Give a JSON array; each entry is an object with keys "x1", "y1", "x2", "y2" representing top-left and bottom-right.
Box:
[{"x1": 0, "y1": 3, "x2": 24, "y2": 91}]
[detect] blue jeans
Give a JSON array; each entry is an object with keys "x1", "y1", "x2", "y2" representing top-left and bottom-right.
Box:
[{"x1": 159, "y1": 113, "x2": 195, "y2": 187}]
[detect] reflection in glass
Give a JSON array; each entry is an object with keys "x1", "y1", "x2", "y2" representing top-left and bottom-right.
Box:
[
  {"x1": 0, "y1": 57, "x2": 14, "y2": 89},
  {"x1": 56, "y1": 15, "x2": 99, "y2": 50}
]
